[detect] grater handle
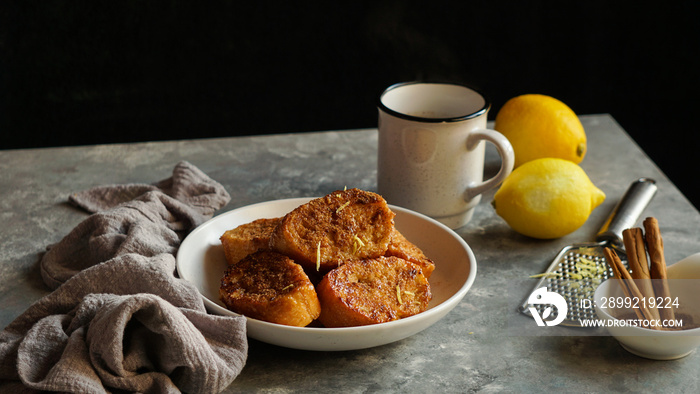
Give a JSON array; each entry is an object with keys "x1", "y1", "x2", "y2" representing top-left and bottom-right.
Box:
[{"x1": 596, "y1": 178, "x2": 657, "y2": 248}]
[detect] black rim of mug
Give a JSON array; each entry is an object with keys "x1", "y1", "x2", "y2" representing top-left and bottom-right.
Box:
[{"x1": 378, "y1": 81, "x2": 491, "y2": 123}]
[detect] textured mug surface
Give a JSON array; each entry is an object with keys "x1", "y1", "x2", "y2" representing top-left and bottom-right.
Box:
[{"x1": 377, "y1": 82, "x2": 514, "y2": 229}]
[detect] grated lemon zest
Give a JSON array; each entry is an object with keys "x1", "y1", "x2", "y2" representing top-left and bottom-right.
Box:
[
  {"x1": 282, "y1": 284, "x2": 294, "y2": 291},
  {"x1": 576, "y1": 257, "x2": 606, "y2": 275},
  {"x1": 575, "y1": 263, "x2": 600, "y2": 275},
  {"x1": 336, "y1": 201, "x2": 351, "y2": 213},
  {"x1": 531, "y1": 257, "x2": 607, "y2": 294},
  {"x1": 529, "y1": 272, "x2": 562, "y2": 279},
  {"x1": 578, "y1": 257, "x2": 597, "y2": 266},
  {"x1": 353, "y1": 235, "x2": 366, "y2": 254},
  {"x1": 396, "y1": 285, "x2": 402, "y2": 305},
  {"x1": 403, "y1": 290, "x2": 415, "y2": 296},
  {"x1": 316, "y1": 242, "x2": 321, "y2": 271},
  {"x1": 354, "y1": 235, "x2": 365, "y2": 247},
  {"x1": 568, "y1": 272, "x2": 583, "y2": 280}
]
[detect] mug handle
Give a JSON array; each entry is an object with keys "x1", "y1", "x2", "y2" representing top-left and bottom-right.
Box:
[{"x1": 463, "y1": 129, "x2": 515, "y2": 201}]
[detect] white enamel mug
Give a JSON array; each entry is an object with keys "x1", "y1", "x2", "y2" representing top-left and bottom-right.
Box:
[{"x1": 377, "y1": 82, "x2": 515, "y2": 229}]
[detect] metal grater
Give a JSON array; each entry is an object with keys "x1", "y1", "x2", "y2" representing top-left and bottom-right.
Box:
[{"x1": 520, "y1": 178, "x2": 658, "y2": 327}]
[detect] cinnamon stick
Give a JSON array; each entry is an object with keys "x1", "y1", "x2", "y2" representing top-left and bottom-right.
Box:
[
  {"x1": 622, "y1": 228, "x2": 660, "y2": 321},
  {"x1": 643, "y1": 217, "x2": 675, "y2": 320},
  {"x1": 603, "y1": 247, "x2": 658, "y2": 326}
]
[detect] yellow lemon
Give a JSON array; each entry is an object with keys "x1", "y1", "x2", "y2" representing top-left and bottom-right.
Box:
[
  {"x1": 492, "y1": 158, "x2": 605, "y2": 239},
  {"x1": 494, "y1": 94, "x2": 586, "y2": 168}
]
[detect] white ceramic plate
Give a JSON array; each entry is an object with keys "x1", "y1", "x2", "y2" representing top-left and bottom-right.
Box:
[{"x1": 176, "y1": 197, "x2": 477, "y2": 351}]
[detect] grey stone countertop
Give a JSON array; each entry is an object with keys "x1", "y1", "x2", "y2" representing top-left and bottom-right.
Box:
[{"x1": 1, "y1": 114, "x2": 699, "y2": 392}]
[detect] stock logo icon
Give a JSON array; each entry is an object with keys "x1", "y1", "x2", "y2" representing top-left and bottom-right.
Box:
[{"x1": 527, "y1": 287, "x2": 568, "y2": 327}]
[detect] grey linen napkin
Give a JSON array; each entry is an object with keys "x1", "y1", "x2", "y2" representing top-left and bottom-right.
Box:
[{"x1": 0, "y1": 161, "x2": 248, "y2": 393}]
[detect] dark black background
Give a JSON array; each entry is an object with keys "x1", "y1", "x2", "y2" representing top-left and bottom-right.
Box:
[{"x1": 2, "y1": 1, "x2": 699, "y2": 208}]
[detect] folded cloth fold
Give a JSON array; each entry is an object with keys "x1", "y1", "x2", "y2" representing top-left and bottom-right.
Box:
[
  {"x1": 69, "y1": 160, "x2": 231, "y2": 217},
  {"x1": 41, "y1": 161, "x2": 230, "y2": 290},
  {"x1": 0, "y1": 162, "x2": 248, "y2": 393}
]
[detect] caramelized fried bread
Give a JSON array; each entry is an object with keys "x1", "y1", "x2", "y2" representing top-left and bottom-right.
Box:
[
  {"x1": 316, "y1": 256, "x2": 432, "y2": 327},
  {"x1": 385, "y1": 228, "x2": 435, "y2": 278},
  {"x1": 220, "y1": 217, "x2": 280, "y2": 265},
  {"x1": 269, "y1": 188, "x2": 395, "y2": 273},
  {"x1": 219, "y1": 250, "x2": 321, "y2": 326}
]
